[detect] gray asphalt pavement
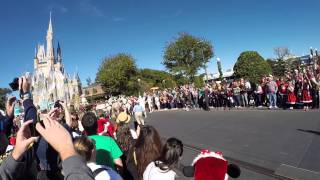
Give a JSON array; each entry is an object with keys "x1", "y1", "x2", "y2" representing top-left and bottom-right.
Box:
[{"x1": 145, "y1": 109, "x2": 320, "y2": 180}]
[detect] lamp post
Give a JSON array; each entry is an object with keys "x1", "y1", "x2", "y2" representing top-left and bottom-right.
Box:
[
  {"x1": 138, "y1": 78, "x2": 141, "y2": 97},
  {"x1": 162, "y1": 79, "x2": 166, "y2": 89},
  {"x1": 216, "y1": 57, "x2": 223, "y2": 80}
]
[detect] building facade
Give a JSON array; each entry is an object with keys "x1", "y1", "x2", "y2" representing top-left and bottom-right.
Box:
[
  {"x1": 31, "y1": 14, "x2": 82, "y2": 109},
  {"x1": 83, "y1": 83, "x2": 105, "y2": 99}
]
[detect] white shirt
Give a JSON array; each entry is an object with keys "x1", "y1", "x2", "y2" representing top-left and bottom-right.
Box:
[
  {"x1": 245, "y1": 81, "x2": 251, "y2": 90},
  {"x1": 143, "y1": 161, "x2": 176, "y2": 180},
  {"x1": 87, "y1": 162, "x2": 123, "y2": 180},
  {"x1": 130, "y1": 129, "x2": 138, "y2": 139}
]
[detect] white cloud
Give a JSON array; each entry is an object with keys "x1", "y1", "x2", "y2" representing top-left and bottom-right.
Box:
[
  {"x1": 46, "y1": 3, "x2": 68, "y2": 14},
  {"x1": 112, "y1": 17, "x2": 125, "y2": 22},
  {"x1": 59, "y1": 7, "x2": 68, "y2": 14},
  {"x1": 79, "y1": 0, "x2": 105, "y2": 17},
  {"x1": 173, "y1": 10, "x2": 183, "y2": 17}
]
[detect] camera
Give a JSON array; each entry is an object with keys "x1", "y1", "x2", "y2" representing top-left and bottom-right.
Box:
[
  {"x1": 54, "y1": 100, "x2": 61, "y2": 108},
  {"x1": 9, "y1": 78, "x2": 19, "y2": 91}
]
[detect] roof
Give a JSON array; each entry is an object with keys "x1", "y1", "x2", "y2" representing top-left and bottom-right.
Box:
[{"x1": 205, "y1": 70, "x2": 234, "y2": 80}]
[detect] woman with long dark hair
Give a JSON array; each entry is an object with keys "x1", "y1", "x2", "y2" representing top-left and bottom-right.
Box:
[
  {"x1": 115, "y1": 122, "x2": 137, "y2": 180},
  {"x1": 143, "y1": 137, "x2": 183, "y2": 180},
  {"x1": 127, "y1": 125, "x2": 162, "y2": 179}
]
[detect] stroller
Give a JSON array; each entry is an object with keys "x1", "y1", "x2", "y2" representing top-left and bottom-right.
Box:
[{"x1": 248, "y1": 93, "x2": 255, "y2": 107}]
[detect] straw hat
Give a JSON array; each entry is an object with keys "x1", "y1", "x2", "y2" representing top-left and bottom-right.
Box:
[{"x1": 116, "y1": 112, "x2": 131, "y2": 124}]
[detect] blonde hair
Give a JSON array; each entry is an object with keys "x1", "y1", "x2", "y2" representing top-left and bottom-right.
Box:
[{"x1": 73, "y1": 136, "x2": 95, "y2": 161}]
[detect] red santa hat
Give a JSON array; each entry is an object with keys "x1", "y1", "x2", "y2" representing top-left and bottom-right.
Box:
[{"x1": 192, "y1": 149, "x2": 229, "y2": 180}]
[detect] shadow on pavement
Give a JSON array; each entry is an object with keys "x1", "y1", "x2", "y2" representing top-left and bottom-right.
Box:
[{"x1": 297, "y1": 129, "x2": 320, "y2": 136}]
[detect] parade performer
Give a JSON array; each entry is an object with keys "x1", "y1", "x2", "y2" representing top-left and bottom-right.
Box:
[
  {"x1": 287, "y1": 82, "x2": 296, "y2": 110},
  {"x1": 301, "y1": 79, "x2": 312, "y2": 110}
]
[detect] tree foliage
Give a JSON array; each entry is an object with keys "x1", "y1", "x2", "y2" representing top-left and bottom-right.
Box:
[
  {"x1": 269, "y1": 47, "x2": 291, "y2": 77},
  {"x1": 86, "y1": 77, "x2": 92, "y2": 86},
  {"x1": 233, "y1": 51, "x2": 272, "y2": 83},
  {"x1": 96, "y1": 53, "x2": 139, "y2": 96},
  {"x1": 193, "y1": 75, "x2": 205, "y2": 88},
  {"x1": 139, "y1": 68, "x2": 175, "y2": 89},
  {"x1": 274, "y1": 47, "x2": 290, "y2": 60},
  {"x1": 267, "y1": 58, "x2": 286, "y2": 77},
  {"x1": 163, "y1": 33, "x2": 214, "y2": 82}
]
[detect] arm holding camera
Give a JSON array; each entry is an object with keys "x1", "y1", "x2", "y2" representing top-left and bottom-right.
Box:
[
  {"x1": 36, "y1": 117, "x2": 94, "y2": 180},
  {"x1": 0, "y1": 120, "x2": 38, "y2": 180},
  {"x1": 1, "y1": 75, "x2": 94, "y2": 180},
  {"x1": 1, "y1": 117, "x2": 95, "y2": 180},
  {"x1": 59, "y1": 101, "x2": 72, "y2": 128},
  {"x1": 19, "y1": 77, "x2": 37, "y2": 124}
]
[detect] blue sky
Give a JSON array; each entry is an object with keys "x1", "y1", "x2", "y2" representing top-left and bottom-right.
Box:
[{"x1": 1, "y1": 0, "x2": 320, "y2": 88}]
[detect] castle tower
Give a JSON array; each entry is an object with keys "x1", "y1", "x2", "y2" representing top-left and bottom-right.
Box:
[
  {"x1": 31, "y1": 13, "x2": 82, "y2": 109},
  {"x1": 46, "y1": 12, "x2": 54, "y2": 70},
  {"x1": 55, "y1": 41, "x2": 64, "y2": 72},
  {"x1": 34, "y1": 47, "x2": 38, "y2": 70}
]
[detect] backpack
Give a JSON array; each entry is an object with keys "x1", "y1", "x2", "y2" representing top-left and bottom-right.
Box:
[{"x1": 92, "y1": 167, "x2": 111, "y2": 178}]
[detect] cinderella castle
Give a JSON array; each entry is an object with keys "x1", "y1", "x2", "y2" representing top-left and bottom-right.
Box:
[{"x1": 31, "y1": 14, "x2": 82, "y2": 109}]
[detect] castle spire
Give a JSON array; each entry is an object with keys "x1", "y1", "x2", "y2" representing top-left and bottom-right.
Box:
[
  {"x1": 57, "y1": 41, "x2": 62, "y2": 62},
  {"x1": 46, "y1": 12, "x2": 54, "y2": 60},
  {"x1": 48, "y1": 11, "x2": 53, "y2": 34},
  {"x1": 34, "y1": 46, "x2": 37, "y2": 58}
]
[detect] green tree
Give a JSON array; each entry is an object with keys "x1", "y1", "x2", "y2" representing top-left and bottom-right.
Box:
[
  {"x1": 272, "y1": 47, "x2": 291, "y2": 76},
  {"x1": 86, "y1": 77, "x2": 92, "y2": 86},
  {"x1": 96, "y1": 53, "x2": 139, "y2": 96},
  {"x1": 194, "y1": 75, "x2": 205, "y2": 88},
  {"x1": 0, "y1": 88, "x2": 11, "y2": 110},
  {"x1": 163, "y1": 33, "x2": 214, "y2": 82},
  {"x1": 286, "y1": 57, "x2": 300, "y2": 72},
  {"x1": 139, "y1": 68, "x2": 176, "y2": 89},
  {"x1": 267, "y1": 58, "x2": 286, "y2": 77},
  {"x1": 233, "y1": 51, "x2": 272, "y2": 83}
]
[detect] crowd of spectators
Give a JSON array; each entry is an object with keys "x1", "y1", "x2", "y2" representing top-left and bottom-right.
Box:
[
  {"x1": 1, "y1": 64, "x2": 319, "y2": 180},
  {"x1": 94, "y1": 66, "x2": 320, "y2": 115},
  {"x1": 0, "y1": 76, "x2": 190, "y2": 180}
]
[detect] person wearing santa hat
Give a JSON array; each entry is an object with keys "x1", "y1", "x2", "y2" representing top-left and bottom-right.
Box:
[{"x1": 183, "y1": 149, "x2": 241, "y2": 180}]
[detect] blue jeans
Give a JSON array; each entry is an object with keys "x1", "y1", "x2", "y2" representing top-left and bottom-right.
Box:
[
  {"x1": 268, "y1": 93, "x2": 277, "y2": 107},
  {"x1": 234, "y1": 95, "x2": 241, "y2": 107}
]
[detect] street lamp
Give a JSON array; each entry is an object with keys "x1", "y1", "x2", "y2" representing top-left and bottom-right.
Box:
[
  {"x1": 216, "y1": 57, "x2": 223, "y2": 80},
  {"x1": 138, "y1": 78, "x2": 141, "y2": 97},
  {"x1": 162, "y1": 79, "x2": 166, "y2": 89}
]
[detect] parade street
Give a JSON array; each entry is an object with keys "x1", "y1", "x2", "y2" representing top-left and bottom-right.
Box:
[{"x1": 147, "y1": 109, "x2": 320, "y2": 180}]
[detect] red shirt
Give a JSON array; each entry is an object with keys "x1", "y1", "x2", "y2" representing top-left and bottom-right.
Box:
[{"x1": 97, "y1": 118, "x2": 115, "y2": 138}]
